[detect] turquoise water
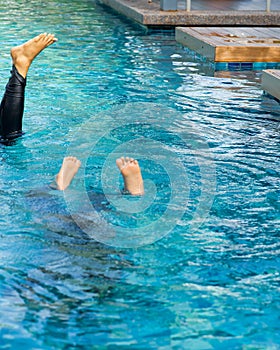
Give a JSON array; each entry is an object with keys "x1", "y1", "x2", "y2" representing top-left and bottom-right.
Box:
[{"x1": 0, "y1": 0, "x2": 280, "y2": 348}]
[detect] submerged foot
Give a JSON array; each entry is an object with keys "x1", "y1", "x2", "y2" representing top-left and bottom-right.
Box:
[
  {"x1": 116, "y1": 157, "x2": 144, "y2": 196},
  {"x1": 55, "y1": 157, "x2": 81, "y2": 191},
  {"x1": 10, "y1": 33, "x2": 57, "y2": 78}
]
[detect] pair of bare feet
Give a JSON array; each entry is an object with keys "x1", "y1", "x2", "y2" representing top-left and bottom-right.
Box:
[{"x1": 55, "y1": 156, "x2": 144, "y2": 195}]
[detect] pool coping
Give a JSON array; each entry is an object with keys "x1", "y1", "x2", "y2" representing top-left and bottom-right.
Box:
[
  {"x1": 98, "y1": 0, "x2": 280, "y2": 27},
  {"x1": 262, "y1": 69, "x2": 280, "y2": 100}
]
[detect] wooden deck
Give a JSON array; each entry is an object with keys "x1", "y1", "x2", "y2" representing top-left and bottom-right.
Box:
[
  {"x1": 175, "y1": 27, "x2": 280, "y2": 62},
  {"x1": 262, "y1": 69, "x2": 280, "y2": 100}
]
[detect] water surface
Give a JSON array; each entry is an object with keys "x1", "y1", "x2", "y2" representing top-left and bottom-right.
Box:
[{"x1": 0, "y1": 1, "x2": 279, "y2": 349}]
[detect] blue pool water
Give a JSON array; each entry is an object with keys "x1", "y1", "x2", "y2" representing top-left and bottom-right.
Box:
[{"x1": 0, "y1": 1, "x2": 280, "y2": 348}]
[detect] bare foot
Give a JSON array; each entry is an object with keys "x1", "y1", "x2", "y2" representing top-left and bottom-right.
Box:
[
  {"x1": 116, "y1": 157, "x2": 144, "y2": 196},
  {"x1": 55, "y1": 157, "x2": 81, "y2": 191},
  {"x1": 10, "y1": 33, "x2": 57, "y2": 78}
]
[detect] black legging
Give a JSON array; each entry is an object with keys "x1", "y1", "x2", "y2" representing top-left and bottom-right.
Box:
[{"x1": 0, "y1": 65, "x2": 26, "y2": 143}]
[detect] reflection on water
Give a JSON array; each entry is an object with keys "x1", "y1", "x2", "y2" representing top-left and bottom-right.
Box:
[{"x1": 0, "y1": 0, "x2": 279, "y2": 348}]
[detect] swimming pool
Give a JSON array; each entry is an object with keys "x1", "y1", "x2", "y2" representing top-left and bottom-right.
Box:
[{"x1": 0, "y1": 0, "x2": 279, "y2": 348}]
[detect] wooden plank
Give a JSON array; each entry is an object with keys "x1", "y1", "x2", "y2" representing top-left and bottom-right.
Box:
[
  {"x1": 266, "y1": 28, "x2": 280, "y2": 36},
  {"x1": 215, "y1": 46, "x2": 280, "y2": 62},
  {"x1": 210, "y1": 27, "x2": 255, "y2": 37},
  {"x1": 192, "y1": 27, "x2": 280, "y2": 44},
  {"x1": 219, "y1": 38, "x2": 280, "y2": 47},
  {"x1": 182, "y1": 27, "x2": 280, "y2": 47},
  {"x1": 262, "y1": 69, "x2": 280, "y2": 100},
  {"x1": 253, "y1": 27, "x2": 280, "y2": 37},
  {"x1": 186, "y1": 28, "x2": 223, "y2": 46}
]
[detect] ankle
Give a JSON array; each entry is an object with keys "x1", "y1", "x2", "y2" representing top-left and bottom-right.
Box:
[
  {"x1": 55, "y1": 174, "x2": 64, "y2": 190},
  {"x1": 10, "y1": 48, "x2": 31, "y2": 78}
]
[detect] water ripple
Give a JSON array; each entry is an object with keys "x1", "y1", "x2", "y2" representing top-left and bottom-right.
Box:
[{"x1": 0, "y1": 0, "x2": 279, "y2": 348}]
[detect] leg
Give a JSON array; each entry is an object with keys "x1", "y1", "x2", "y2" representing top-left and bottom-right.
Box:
[
  {"x1": 116, "y1": 157, "x2": 144, "y2": 196},
  {"x1": 0, "y1": 33, "x2": 57, "y2": 142},
  {"x1": 0, "y1": 66, "x2": 26, "y2": 141},
  {"x1": 52, "y1": 157, "x2": 81, "y2": 191}
]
